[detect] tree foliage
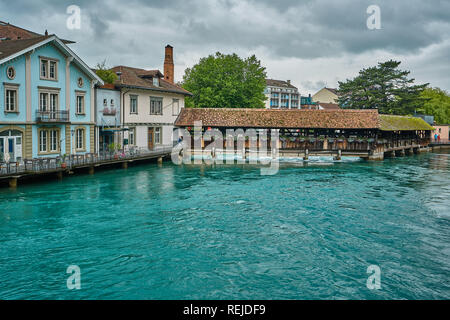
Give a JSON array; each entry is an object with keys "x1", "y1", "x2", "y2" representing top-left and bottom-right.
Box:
[
  {"x1": 418, "y1": 87, "x2": 450, "y2": 124},
  {"x1": 182, "y1": 52, "x2": 267, "y2": 108},
  {"x1": 95, "y1": 60, "x2": 118, "y2": 84},
  {"x1": 337, "y1": 60, "x2": 428, "y2": 115}
]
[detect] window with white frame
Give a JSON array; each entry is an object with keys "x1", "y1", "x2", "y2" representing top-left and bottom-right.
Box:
[
  {"x1": 130, "y1": 95, "x2": 138, "y2": 114},
  {"x1": 150, "y1": 97, "x2": 163, "y2": 115},
  {"x1": 5, "y1": 88, "x2": 18, "y2": 112},
  {"x1": 38, "y1": 128, "x2": 60, "y2": 153},
  {"x1": 76, "y1": 94, "x2": 85, "y2": 114},
  {"x1": 39, "y1": 91, "x2": 59, "y2": 113},
  {"x1": 75, "y1": 128, "x2": 85, "y2": 150},
  {"x1": 155, "y1": 127, "x2": 161, "y2": 144},
  {"x1": 40, "y1": 58, "x2": 58, "y2": 80},
  {"x1": 129, "y1": 127, "x2": 135, "y2": 145},
  {"x1": 39, "y1": 92, "x2": 48, "y2": 111},
  {"x1": 49, "y1": 129, "x2": 58, "y2": 152},
  {"x1": 172, "y1": 99, "x2": 180, "y2": 116},
  {"x1": 39, "y1": 130, "x2": 47, "y2": 152}
]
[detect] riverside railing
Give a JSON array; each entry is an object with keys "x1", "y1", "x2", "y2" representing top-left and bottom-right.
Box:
[{"x1": 0, "y1": 146, "x2": 173, "y2": 177}]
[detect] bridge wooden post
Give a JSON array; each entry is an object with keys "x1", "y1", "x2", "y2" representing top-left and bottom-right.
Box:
[
  {"x1": 122, "y1": 162, "x2": 128, "y2": 169},
  {"x1": 157, "y1": 157, "x2": 163, "y2": 164},
  {"x1": 303, "y1": 149, "x2": 309, "y2": 161},
  {"x1": 56, "y1": 171, "x2": 63, "y2": 180},
  {"x1": 89, "y1": 166, "x2": 95, "y2": 175}
]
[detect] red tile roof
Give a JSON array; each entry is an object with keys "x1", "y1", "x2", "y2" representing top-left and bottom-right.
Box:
[
  {"x1": 0, "y1": 21, "x2": 41, "y2": 40},
  {"x1": 175, "y1": 108, "x2": 379, "y2": 129},
  {"x1": 0, "y1": 21, "x2": 74, "y2": 44},
  {"x1": 110, "y1": 65, "x2": 192, "y2": 96}
]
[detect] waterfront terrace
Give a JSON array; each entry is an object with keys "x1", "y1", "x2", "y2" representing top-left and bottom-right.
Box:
[{"x1": 174, "y1": 108, "x2": 434, "y2": 160}]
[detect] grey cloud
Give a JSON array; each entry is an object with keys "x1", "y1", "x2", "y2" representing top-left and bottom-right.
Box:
[{"x1": 0, "y1": 0, "x2": 448, "y2": 90}]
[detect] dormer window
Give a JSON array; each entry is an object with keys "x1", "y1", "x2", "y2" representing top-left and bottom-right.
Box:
[
  {"x1": 110, "y1": 99, "x2": 114, "y2": 106},
  {"x1": 103, "y1": 99, "x2": 107, "y2": 106},
  {"x1": 153, "y1": 77, "x2": 159, "y2": 87}
]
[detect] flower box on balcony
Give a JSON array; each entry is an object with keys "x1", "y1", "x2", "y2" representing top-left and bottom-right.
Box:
[{"x1": 102, "y1": 108, "x2": 117, "y2": 116}]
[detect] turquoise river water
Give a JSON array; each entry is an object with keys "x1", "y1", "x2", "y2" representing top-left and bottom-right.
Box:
[{"x1": 0, "y1": 151, "x2": 449, "y2": 299}]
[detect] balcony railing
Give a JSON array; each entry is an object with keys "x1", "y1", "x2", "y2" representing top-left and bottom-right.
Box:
[{"x1": 36, "y1": 110, "x2": 70, "y2": 123}]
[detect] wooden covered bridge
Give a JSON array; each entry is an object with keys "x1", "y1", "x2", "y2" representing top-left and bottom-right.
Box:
[{"x1": 174, "y1": 108, "x2": 434, "y2": 161}]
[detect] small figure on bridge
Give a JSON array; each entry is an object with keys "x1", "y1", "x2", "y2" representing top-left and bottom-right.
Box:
[
  {"x1": 438, "y1": 134, "x2": 441, "y2": 143},
  {"x1": 434, "y1": 133, "x2": 438, "y2": 142}
]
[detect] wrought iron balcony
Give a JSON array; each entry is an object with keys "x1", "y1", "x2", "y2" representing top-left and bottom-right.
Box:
[{"x1": 36, "y1": 110, "x2": 70, "y2": 123}]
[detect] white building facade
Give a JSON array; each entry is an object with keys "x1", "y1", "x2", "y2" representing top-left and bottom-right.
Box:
[{"x1": 264, "y1": 79, "x2": 300, "y2": 109}]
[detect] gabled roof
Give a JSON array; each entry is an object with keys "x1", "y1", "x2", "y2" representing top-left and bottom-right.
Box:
[
  {"x1": 175, "y1": 108, "x2": 379, "y2": 129},
  {"x1": 110, "y1": 65, "x2": 192, "y2": 96},
  {"x1": 266, "y1": 79, "x2": 297, "y2": 90},
  {"x1": 0, "y1": 36, "x2": 47, "y2": 60},
  {"x1": 0, "y1": 35, "x2": 103, "y2": 84},
  {"x1": 0, "y1": 21, "x2": 74, "y2": 44},
  {"x1": 324, "y1": 87, "x2": 338, "y2": 95}
]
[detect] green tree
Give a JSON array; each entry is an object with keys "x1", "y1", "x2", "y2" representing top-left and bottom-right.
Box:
[
  {"x1": 418, "y1": 87, "x2": 450, "y2": 124},
  {"x1": 182, "y1": 52, "x2": 267, "y2": 108},
  {"x1": 337, "y1": 60, "x2": 428, "y2": 115},
  {"x1": 95, "y1": 60, "x2": 118, "y2": 84}
]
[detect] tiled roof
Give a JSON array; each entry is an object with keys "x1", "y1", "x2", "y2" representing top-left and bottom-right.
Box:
[
  {"x1": 319, "y1": 103, "x2": 340, "y2": 110},
  {"x1": 175, "y1": 108, "x2": 379, "y2": 129},
  {"x1": 266, "y1": 79, "x2": 297, "y2": 89},
  {"x1": 110, "y1": 66, "x2": 192, "y2": 96},
  {"x1": 0, "y1": 21, "x2": 41, "y2": 40},
  {"x1": 0, "y1": 36, "x2": 49, "y2": 60},
  {"x1": 379, "y1": 115, "x2": 434, "y2": 131},
  {"x1": 0, "y1": 21, "x2": 74, "y2": 44}
]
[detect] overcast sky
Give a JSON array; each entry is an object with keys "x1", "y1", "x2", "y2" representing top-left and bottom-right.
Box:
[{"x1": 1, "y1": 0, "x2": 449, "y2": 94}]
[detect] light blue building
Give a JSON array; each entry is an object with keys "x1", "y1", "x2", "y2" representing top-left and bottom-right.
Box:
[
  {"x1": 95, "y1": 85, "x2": 121, "y2": 153},
  {"x1": 0, "y1": 35, "x2": 103, "y2": 162}
]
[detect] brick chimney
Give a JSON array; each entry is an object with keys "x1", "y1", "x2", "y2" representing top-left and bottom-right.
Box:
[{"x1": 164, "y1": 45, "x2": 174, "y2": 84}]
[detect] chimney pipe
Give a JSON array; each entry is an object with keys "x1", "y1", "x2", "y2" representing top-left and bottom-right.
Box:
[{"x1": 164, "y1": 45, "x2": 174, "y2": 84}]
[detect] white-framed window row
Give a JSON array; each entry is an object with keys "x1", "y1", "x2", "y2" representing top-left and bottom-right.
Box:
[
  {"x1": 38, "y1": 128, "x2": 60, "y2": 154},
  {"x1": 130, "y1": 95, "x2": 138, "y2": 114},
  {"x1": 75, "y1": 91, "x2": 86, "y2": 115},
  {"x1": 150, "y1": 97, "x2": 163, "y2": 115},
  {"x1": 4, "y1": 83, "x2": 19, "y2": 113},
  {"x1": 40, "y1": 57, "x2": 58, "y2": 81},
  {"x1": 75, "y1": 127, "x2": 86, "y2": 151}
]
